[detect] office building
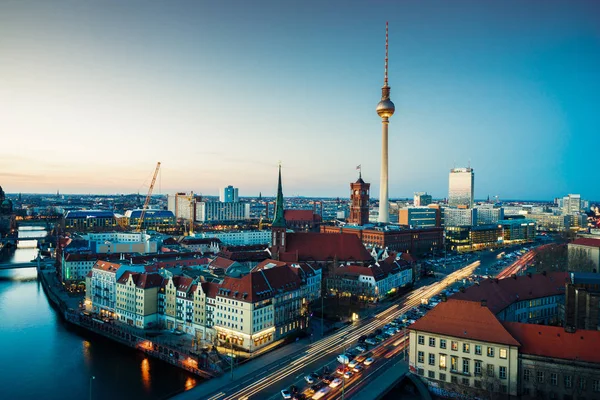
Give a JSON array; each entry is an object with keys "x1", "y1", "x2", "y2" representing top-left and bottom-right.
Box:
[
  {"x1": 167, "y1": 192, "x2": 197, "y2": 220},
  {"x1": 562, "y1": 194, "x2": 581, "y2": 215},
  {"x1": 444, "y1": 207, "x2": 477, "y2": 227},
  {"x1": 220, "y1": 185, "x2": 239, "y2": 203},
  {"x1": 414, "y1": 192, "x2": 432, "y2": 207},
  {"x1": 448, "y1": 167, "x2": 474, "y2": 208},
  {"x1": 195, "y1": 230, "x2": 271, "y2": 246},
  {"x1": 564, "y1": 272, "x2": 600, "y2": 330},
  {"x1": 398, "y1": 206, "x2": 439, "y2": 228},
  {"x1": 64, "y1": 210, "x2": 116, "y2": 231},
  {"x1": 476, "y1": 205, "x2": 504, "y2": 225},
  {"x1": 196, "y1": 201, "x2": 250, "y2": 222},
  {"x1": 124, "y1": 209, "x2": 176, "y2": 231}
]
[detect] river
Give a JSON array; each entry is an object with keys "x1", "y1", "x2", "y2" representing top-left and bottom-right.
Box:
[{"x1": 0, "y1": 227, "x2": 197, "y2": 400}]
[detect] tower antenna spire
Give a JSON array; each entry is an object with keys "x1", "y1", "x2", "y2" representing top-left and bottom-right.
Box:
[{"x1": 384, "y1": 21, "x2": 389, "y2": 87}]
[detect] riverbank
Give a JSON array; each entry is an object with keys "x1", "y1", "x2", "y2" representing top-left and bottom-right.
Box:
[{"x1": 37, "y1": 267, "x2": 222, "y2": 381}]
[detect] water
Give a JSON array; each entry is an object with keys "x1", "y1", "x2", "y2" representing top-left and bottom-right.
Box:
[{"x1": 0, "y1": 227, "x2": 197, "y2": 400}]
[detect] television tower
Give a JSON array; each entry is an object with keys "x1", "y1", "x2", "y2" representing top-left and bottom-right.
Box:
[{"x1": 376, "y1": 22, "x2": 395, "y2": 223}]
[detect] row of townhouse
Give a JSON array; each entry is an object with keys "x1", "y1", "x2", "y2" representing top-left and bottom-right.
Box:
[{"x1": 86, "y1": 258, "x2": 321, "y2": 353}]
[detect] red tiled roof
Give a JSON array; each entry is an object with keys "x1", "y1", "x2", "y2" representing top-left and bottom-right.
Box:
[
  {"x1": 502, "y1": 322, "x2": 600, "y2": 363},
  {"x1": 400, "y1": 253, "x2": 416, "y2": 263},
  {"x1": 570, "y1": 238, "x2": 600, "y2": 248},
  {"x1": 136, "y1": 273, "x2": 163, "y2": 289},
  {"x1": 219, "y1": 265, "x2": 302, "y2": 303},
  {"x1": 451, "y1": 272, "x2": 568, "y2": 314},
  {"x1": 284, "y1": 209, "x2": 320, "y2": 222},
  {"x1": 281, "y1": 232, "x2": 372, "y2": 262},
  {"x1": 93, "y1": 261, "x2": 121, "y2": 273},
  {"x1": 209, "y1": 256, "x2": 236, "y2": 269},
  {"x1": 410, "y1": 299, "x2": 520, "y2": 346},
  {"x1": 155, "y1": 258, "x2": 210, "y2": 269},
  {"x1": 202, "y1": 282, "x2": 220, "y2": 299},
  {"x1": 253, "y1": 259, "x2": 287, "y2": 271},
  {"x1": 176, "y1": 276, "x2": 194, "y2": 292}
]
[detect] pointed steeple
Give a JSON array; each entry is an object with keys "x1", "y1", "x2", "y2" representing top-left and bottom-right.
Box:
[{"x1": 272, "y1": 164, "x2": 286, "y2": 228}]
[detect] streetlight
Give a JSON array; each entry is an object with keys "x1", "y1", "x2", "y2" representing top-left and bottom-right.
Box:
[{"x1": 89, "y1": 376, "x2": 95, "y2": 400}]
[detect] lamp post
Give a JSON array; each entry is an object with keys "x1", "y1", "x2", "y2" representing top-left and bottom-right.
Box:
[{"x1": 89, "y1": 376, "x2": 95, "y2": 400}]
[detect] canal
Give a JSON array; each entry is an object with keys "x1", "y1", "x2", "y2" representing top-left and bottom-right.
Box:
[{"x1": 0, "y1": 227, "x2": 197, "y2": 400}]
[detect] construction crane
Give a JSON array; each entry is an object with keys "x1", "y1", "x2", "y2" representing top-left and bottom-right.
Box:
[{"x1": 135, "y1": 162, "x2": 161, "y2": 232}]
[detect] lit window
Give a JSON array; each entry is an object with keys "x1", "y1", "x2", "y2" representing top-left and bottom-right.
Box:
[
  {"x1": 499, "y1": 348, "x2": 507, "y2": 359},
  {"x1": 439, "y1": 354, "x2": 447, "y2": 369}
]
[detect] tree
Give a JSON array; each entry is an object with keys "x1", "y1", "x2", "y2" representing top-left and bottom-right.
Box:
[{"x1": 568, "y1": 247, "x2": 597, "y2": 273}]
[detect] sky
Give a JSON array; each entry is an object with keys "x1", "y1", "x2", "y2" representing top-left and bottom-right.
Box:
[{"x1": 0, "y1": 0, "x2": 598, "y2": 200}]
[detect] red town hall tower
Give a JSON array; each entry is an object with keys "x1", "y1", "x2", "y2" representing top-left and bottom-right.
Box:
[{"x1": 348, "y1": 171, "x2": 370, "y2": 226}]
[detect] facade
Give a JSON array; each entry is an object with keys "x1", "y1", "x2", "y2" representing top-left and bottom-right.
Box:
[
  {"x1": 195, "y1": 230, "x2": 271, "y2": 246},
  {"x1": 526, "y1": 213, "x2": 571, "y2": 232},
  {"x1": 87, "y1": 261, "x2": 121, "y2": 317},
  {"x1": 568, "y1": 238, "x2": 600, "y2": 273},
  {"x1": 283, "y1": 209, "x2": 322, "y2": 231},
  {"x1": 83, "y1": 231, "x2": 158, "y2": 254},
  {"x1": 409, "y1": 299, "x2": 520, "y2": 398},
  {"x1": 62, "y1": 253, "x2": 102, "y2": 283},
  {"x1": 115, "y1": 272, "x2": 162, "y2": 328},
  {"x1": 448, "y1": 167, "x2": 474, "y2": 209},
  {"x1": 348, "y1": 174, "x2": 370, "y2": 226},
  {"x1": 167, "y1": 192, "x2": 197, "y2": 220},
  {"x1": 320, "y1": 225, "x2": 443, "y2": 255},
  {"x1": 179, "y1": 237, "x2": 221, "y2": 254},
  {"x1": 499, "y1": 219, "x2": 536, "y2": 244},
  {"x1": 444, "y1": 207, "x2": 477, "y2": 227},
  {"x1": 564, "y1": 272, "x2": 600, "y2": 331},
  {"x1": 64, "y1": 210, "x2": 116, "y2": 231},
  {"x1": 326, "y1": 255, "x2": 413, "y2": 301},
  {"x1": 398, "y1": 206, "x2": 439, "y2": 228},
  {"x1": 476, "y1": 205, "x2": 504, "y2": 225},
  {"x1": 124, "y1": 209, "x2": 176, "y2": 231},
  {"x1": 159, "y1": 276, "x2": 196, "y2": 334},
  {"x1": 562, "y1": 194, "x2": 582, "y2": 215},
  {"x1": 414, "y1": 192, "x2": 432, "y2": 207},
  {"x1": 196, "y1": 201, "x2": 250, "y2": 222},
  {"x1": 219, "y1": 186, "x2": 239, "y2": 203}
]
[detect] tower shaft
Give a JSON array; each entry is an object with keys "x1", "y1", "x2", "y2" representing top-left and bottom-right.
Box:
[{"x1": 378, "y1": 118, "x2": 389, "y2": 223}]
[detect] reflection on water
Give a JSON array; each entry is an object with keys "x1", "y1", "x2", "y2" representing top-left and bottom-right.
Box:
[
  {"x1": 141, "y1": 358, "x2": 151, "y2": 391},
  {"x1": 185, "y1": 376, "x2": 197, "y2": 390}
]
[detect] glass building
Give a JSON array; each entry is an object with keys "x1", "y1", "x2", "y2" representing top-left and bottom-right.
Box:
[{"x1": 448, "y1": 167, "x2": 474, "y2": 208}]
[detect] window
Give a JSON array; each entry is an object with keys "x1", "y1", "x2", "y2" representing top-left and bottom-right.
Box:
[
  {"x1": 429, "y1": 353, "x2": 435, "y2": 366},
  {"x1": 418, "y1": 335, "x2": 424, "y2": 345},
  {"x1": 475, "y1": 345, "x2": 482, "y2": 355},
  {"x1": 451, "y1": 341, "x2": 458, "y2": 351},
  {"x1": 474, "y1": 360, "x2": 482, "y2": 376},
  {"x1": 579, "y1": 378, "x2": 586, "y2": 391},
  {"x1": 462, "y1": 378, "x2": 469, "y2": 386},
  {"x1": 564, "y1": 375, "x2": 572, "y2": 388},
  {"x1": 487, "y1": 347, "x2": 495, "y2": 357},
  {"x1": 451, "y1": 376, "x2": 458, "y2": 384},
  {"x1": 439, "y1": 354, "x2": 447, "y2": 369},
  {"x1": 429, "y1": 337, "x2": 435, "y2": 347},
  {"x1": 593, "y1": 380, "x2": 600, "y2": 392},
  {"x1": 451, "y1": 356, "x2": 458, "y2": 372},
  {"x1": 463, "y1": 359, "x2": 470, "y2": 374},
  {"x1": 499, "y1": 366, "x2": 507, "y2": 380},
  {"x1": 463, "y1": 343, "x2": 470, "y2": 353},
  {"x1": 499, "y1": 348, "x2": 507, "y2": 359},
  {"x1": 524, "y1": 369, "x2": 531, "y2": 382},
  {"x1": 551, "y1": 373, "x2": 558, "y2": 386},
  {"x1": 417, "y1": 368, "x2": 424, "y2": 376},
  {"x1": 418, "y1": 351, "x2": 424, "y2": 363},
  {"x1": 487, "y1": 364, "x2": 495, "y2": 377},
  {"x1": 537, "y1": 371, "x2": 544, "y2": 383},
  {"x1": 440, "y1": 339, "x2": 447, "y2": 349},
  {"x1": 428, "y1": 370, "x2": 435, "y2": 378}
]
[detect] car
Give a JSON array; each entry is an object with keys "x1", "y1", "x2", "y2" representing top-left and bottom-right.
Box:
[
  {"x1": 353, "y1": 364, "x2": 364, "y2": 373},
  {"x1": 311, "y1": 386, "x2": 331, "y2": 400},
  {"x1": 322, "y1": 375, "x2": 334, "y2": 384},
  {"x1": 343, "y1": 370, "x2": 354, "y2": 379},
  {"x1": 355, "y1": 345, "x2": 366, "y2": 353},
  {"x1": 329, "y1": 378, "x2": 343, "y2": 388},
  {"x1": 348, "y1": 359, "x2": 359, "y2": 369},
  {"x1": 311, "y1": 372, "x2": 321, "y2": 380},
  {"x1": 358, "y1": 335, "x2": 367, "y2": 343},
  {"x1": 292, "y1": 394, "x2": 307, "y2": 400},
  {"x1": 305, "y1": 375, "x2": 315, "y2": 384},
  {"x1": 281, "y1": 389, "x2": 292, "y2": 399},
  {"x1": 363, "y1": 357, "x2": 374, "y2": 366},
  {"x1": 365, "y1": 337, "x2": 377, "y2": 345},
  {"x1": 289, "y1": 385, "x2": 299, "y2": 394},
  {"x1": 336, "y1": 366, "x2": 349, "y2": 375},
  {"x1": 337, "y1": 354, "x2": 350, "y2": 364}
]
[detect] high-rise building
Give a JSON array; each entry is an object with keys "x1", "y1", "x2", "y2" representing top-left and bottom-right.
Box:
[
  {"x1": 219, "y1": 185, "x2": 239, "y2": 203},
  {"x1": 413, "y1": 192, "x2": 432, "y2": 207},
  {"x1": 448, "y1": 167, "x2": 474, "y2": 208},
  {"x1": 167, "y1": 192, "x2": 197, "y2": 220},
  {"x1": 376, "y1": 22, "x2": 395, "y2": 223},
  {"x1": 475, "y1": 204, "x2": 504, "y2": 225},
  {"x1": 348, "y1": 172, "x2": 370, "y2": 226},
  {"x1": 562, "y1": 194, "x2": 581, "y2": 214},
  {"x1": 444, "y1": 207, "x2": 477, "y2": 227},
  {"x1": 398, "y1": 207, "x2": 439, "y2": 228},
  {"x1": 195, "y1": 201, "x2": 250, "y2": 222}
]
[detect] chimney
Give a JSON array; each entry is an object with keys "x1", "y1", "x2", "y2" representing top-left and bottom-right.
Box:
[{"x1": 481, "y1": 299, "x2": 487, "y2": 307}]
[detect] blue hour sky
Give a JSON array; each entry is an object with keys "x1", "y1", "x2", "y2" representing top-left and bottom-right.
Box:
[{"x1": 0, "y1": 0, "x2": 598, "y2": 200}]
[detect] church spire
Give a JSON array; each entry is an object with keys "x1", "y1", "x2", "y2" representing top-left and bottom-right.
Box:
[{"x1": 272, "y1": 163, "x2": 286, "y2": 228}]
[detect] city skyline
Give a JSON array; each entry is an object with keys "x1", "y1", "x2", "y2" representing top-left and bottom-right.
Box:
[{"x1": 1, "y1": 0, "x2": 599, "y2": 200}]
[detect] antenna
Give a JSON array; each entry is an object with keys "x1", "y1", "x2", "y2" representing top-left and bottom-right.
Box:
[{"x1": 384, "y1": 21, "x2": 389, "y2": 87}]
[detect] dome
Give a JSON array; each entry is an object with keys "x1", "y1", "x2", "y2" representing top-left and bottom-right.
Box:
[{"x1": 376, "y1": 99, "x2": 395, "y2": 118}]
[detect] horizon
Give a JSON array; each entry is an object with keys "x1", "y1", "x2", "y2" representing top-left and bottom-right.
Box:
[{"x1": 1, "y1": 0, "x2": 598, "y2": 200}]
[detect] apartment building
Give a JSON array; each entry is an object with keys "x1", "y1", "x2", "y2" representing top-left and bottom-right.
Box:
[
  {"x1": 115, "y1": 272, "x2": 162, "y2": 328},
  {"x1": 86, "y1": 261, "x2": 122, "y2": 318}
]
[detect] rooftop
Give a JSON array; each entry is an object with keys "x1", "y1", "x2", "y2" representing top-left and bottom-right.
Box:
[
  {"x1": 570, "y1": 237, "x2": 600, "y2": 248},
  {"x1": 281, "y1": 232, "x2": 372, "y2": 262}
]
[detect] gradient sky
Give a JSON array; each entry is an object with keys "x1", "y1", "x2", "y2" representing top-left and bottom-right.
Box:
[{"x1": 1, "y1": 0, "x2": 598, "y2": 200}]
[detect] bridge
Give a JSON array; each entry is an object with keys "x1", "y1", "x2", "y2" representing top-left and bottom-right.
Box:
[{"x1": 0, "y1": 259, "x2": 55, "y2": 270}]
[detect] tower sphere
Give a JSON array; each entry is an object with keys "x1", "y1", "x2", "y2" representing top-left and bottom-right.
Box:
[{"x1": 376, "y1": 98, "x2": 395, "y2": 118}]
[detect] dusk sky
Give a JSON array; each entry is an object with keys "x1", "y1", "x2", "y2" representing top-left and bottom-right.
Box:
[{"x1": 1, "y1": 0, "x2": 598, "y2": 200}]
